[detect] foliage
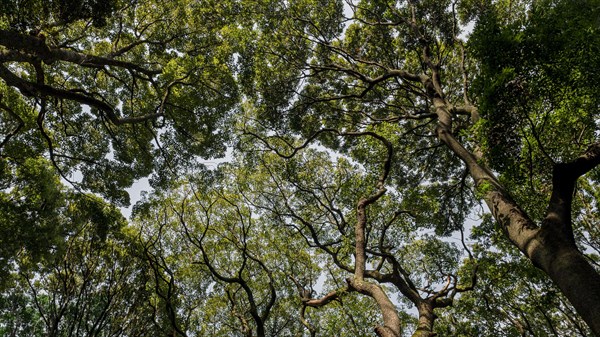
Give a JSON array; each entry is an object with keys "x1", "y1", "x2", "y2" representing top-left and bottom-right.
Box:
[
  {"x1": 0, "y1": 155, "x2": 126, "y2": 286},
  {"x1": 471, "y1": 0, "x2": 600, "y2": 216},
  {"x1": 0, "y1": 0, "x2": 119, "y2": 30},
  {"x1": 0, "y1": 203, "x2": 161, "y2": 337},
  {"x1": 1, "y1": 0, "x2": 600, "y2": 336},
  {"x1": 0, "y1": 0, "x2": 239, "y2": 206},
  {"x1": 436, "y1": 251, "x2": 593, "y2": 336}
]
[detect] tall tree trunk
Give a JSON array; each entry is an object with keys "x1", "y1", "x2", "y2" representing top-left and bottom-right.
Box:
[
  {"x1": 349, "y1": 134, "x2": 402, "y2": 337},
  {"x1": 433, "y1": 98, "x2": 600, "y2": 334}
]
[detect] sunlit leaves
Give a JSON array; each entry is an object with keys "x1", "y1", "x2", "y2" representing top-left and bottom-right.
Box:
[
  {"x1": 3, "y1": 225, "x2": 159, "y2": 336},
  {"x1": 1, "y1": 0, "x2": 599, "y2": 335},
  {"x1": 436, "y1": 251, "x2": 593, "y2": 336}
]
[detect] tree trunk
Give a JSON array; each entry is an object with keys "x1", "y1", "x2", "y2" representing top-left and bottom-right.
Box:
[
  {"x1": 529, "y1": 230, "x2": 600, "y2": 334},
  {"x1": 347, "y1": 278, "x2": 403, "y2": 337},
  {"x1": 433, "y1": 100, "x2": 600, "y2": 334},
  {"x1": 411, "y1": 302, "x2": 437, "y2": 337},
  {"x1": 478, "y1": 160, "x2": 600, "y2": 336}
]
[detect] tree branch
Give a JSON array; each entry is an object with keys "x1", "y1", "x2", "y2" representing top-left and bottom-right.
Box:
[
  {"x1": 544, "y1": 142, "x2": 600, "y2": 244},
  {"x1": 0, "y1": 30, "x2": 160, "y2": 75},
  {"x1": 0, "y1": 64, "x2": 162, "y2": 125}
]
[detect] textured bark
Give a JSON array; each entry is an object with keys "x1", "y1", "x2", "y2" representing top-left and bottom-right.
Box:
[
  {"x1": 347, "y1": 278, "x2": 402, "y2": 337},
  {"x1": 538, "y1": 241, "x2": 600, "y2": 334},
  {"x1": 433, "y1": 96, "x2": 600, "y2": 334},
  {"x1": 351, "y1": 192, "x2": 402, "y2": 337},
  {"x1": 412, "y1": 329, "x2": 437, "y2": 337},
  {"x1": 411, "y1": 302, "x2": 437, "y2": 337}
]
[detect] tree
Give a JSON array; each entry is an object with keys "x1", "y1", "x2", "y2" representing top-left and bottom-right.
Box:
[
  {"x1": 2, "y1": 0, "x2": 600, "y2": 335},
  {"x1": 0, "y1": 196, "x2": 163, "y2": 337},
  {"x1": 133, "y1": 168, "x2": 321, "y2": 337},
  {"x1": 435, "y1": 242, "x2": 593, "y2": 336},
  {"x1": 0, "y1": 0, "x2": 238, "y2": 204},
  {"x1": 0, "y1": 0, "x2": 239, "y2": 278},
  {"x1": 240, "y1": 0, "x2": 600, "y2": 333},
  {"x1": 235, "y1": 138, "x2": 479, "y2": 336}
]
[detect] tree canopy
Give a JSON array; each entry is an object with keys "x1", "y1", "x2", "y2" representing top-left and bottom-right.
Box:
[{"x1": 1, "y1": 0, "x2": 600, "y2": 336}]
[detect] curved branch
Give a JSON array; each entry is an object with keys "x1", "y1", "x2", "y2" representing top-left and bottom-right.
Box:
[
  {"x1": 303, "y1": 288, "x2": 346, "y2": 308},
  {"x1": 0, "y1": 64, "x2": 162, "y2": 125},
  {"x1": 544, "y1": 142, "x2": 600, "y2": 243}
]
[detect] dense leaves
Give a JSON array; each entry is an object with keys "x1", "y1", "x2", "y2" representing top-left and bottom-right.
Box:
[
  {"x1": 472, "y1": 0, "x2": 600, "y2": 188},
  {"x1": 1, "y1": 0, "x2": 600, "y2": 336},
  {"x1": 0, "y1": 0, "x2": 239, "y2": 205},
  {"x1": 0, "y1": 0, "x2": 119, "y2": 30}
]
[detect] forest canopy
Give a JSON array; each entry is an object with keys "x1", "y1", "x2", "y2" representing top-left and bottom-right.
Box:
[{"x1": 1, "y1": 0, "x2": 600, "y2": 336}]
